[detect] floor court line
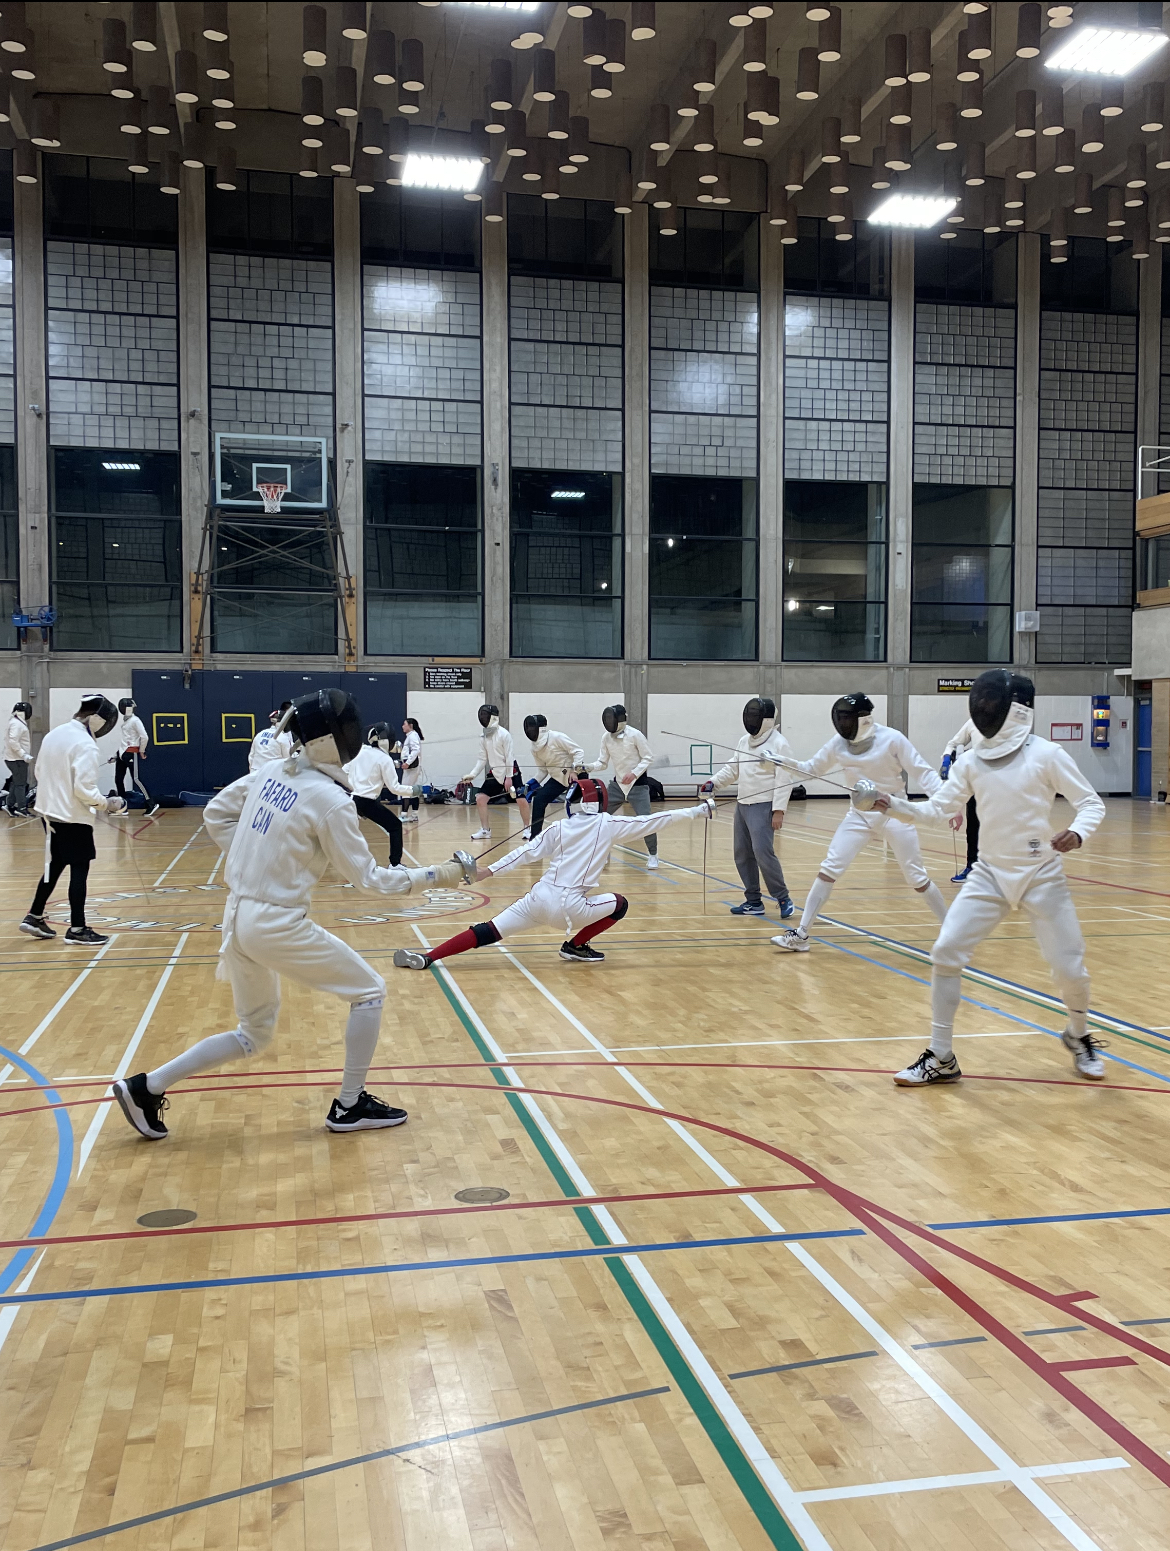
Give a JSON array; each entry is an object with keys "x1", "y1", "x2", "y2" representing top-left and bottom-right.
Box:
[
  {"x1": 794, "y1": 1458, "x2": 1129, "y2": 1506},
  {"x1": 502, "y1": 1031, "x2": 1033, "y2": 1058},
  {"x1": 0, "y1": 935, "x2": 119, "y2": 1087},
  {"x1": 150, "y1": 824, "x2": 203, "y2": 887}
]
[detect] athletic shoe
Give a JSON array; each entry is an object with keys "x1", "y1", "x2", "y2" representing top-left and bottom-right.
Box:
[
  {"x1": 646, "y1": 856, "x2": 659, "y2": 870},
  {"x1": 893, "y1": 1048, "x2": 962, "y2": 1086},
  {"x1": 559, "y1": 941, "x2": 604, "y2": 963},
  {"x1": 729, "y1": 901, "x2": 766, "y2": 916},
  {"x1": 778, "y1": 897, "x2": 795, "y2": 919},
  {"x1": 401, "y1": 813, "x2": 419, "y2": 825},
  {"x1": 20, "y1": 913, "x2": 55, "y2": 939},
  {"x1": 522, "y1": 827, "x2": 531, "y2": 840},
  {"x1": 64, "y1": 926, "x2": 109, "y2": 946},
  {"x1": 112, "y1": 1073, "x2": 169, "y2": 1139},
  {"x1": 325, "y1": 1090, "x2": 409, "y2": 1131},
  {"x1": 771, "y1": 928, "x2": 809, "y2": 952},
  {"x1": 393, "y1": 948, "x2": 431, "y2": 970},
  {"x1": 145, "y1": 800, "x2": 160, "y2": 816},
  {"x1": 951, "y1": 866, "x2": 971, "y2": 883},
  {"x1": 471, "y1": 827, "x2": 492, "y2": 839},
  {"x1": 1062, "y1": 1029, "x2": 1106, "y2": 1080}
]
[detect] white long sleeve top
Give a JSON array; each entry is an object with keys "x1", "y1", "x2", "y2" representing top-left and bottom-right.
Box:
[
  {"x1": 488, "y1": 803, "x2": 709, "y2": 892},
  {"x1": 117, "y1": 713, "x2": 149, "y2": 755},
  {"x1": 530, "y1": 728, "x2": 586, "y2": 785},
  {"x1": 400, "y1": 729, "x2": 423, "y2": 769},
  {"x1": 344, "y1": 745, "x2": 415, "y2": 800},
  {"x1": 712, "y1": 728, "x2": 794, "y2": 810},
  {"x1": 792, "y1": 724, "x2": 943, "y2": 800},
  {"x1": 944, "y1": 718, "x2": 981, "y2": 761},
  {"x1": 885, "y1": 735, "x2": 1105, "y2": 906},
  {"x1": 248, "y1": 727, "x2": 293, "y2": 771},
  {"x1": 469, "y1": 725, "x2": 515, "y2": 785},
  {"x1": 3, "y1": 714, "x2": 30, "y2": 762},
  {"x1": 205, "y1": 754, "x2": 420, "y2": 909},
  {"x1": 590, "y1": 725, "x2": 653, "y2": 783},
  {"x1": 33, "y1": 720, "x2": 104, "y2": 826}
]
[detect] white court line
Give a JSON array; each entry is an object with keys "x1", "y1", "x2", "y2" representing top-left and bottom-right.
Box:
[
  {"x1": 501, "y1": 1031, "x2": 1033, "y2": 1059},
  {"x1": 0, "y1": 1254, "x2": 44, "y2": 1350},
  {"x1": 490, "y1": 943, "x2": 1108, "y2": 1551},
  {"x1": 0, "y1": 935, "x2": 119, "y2": 1086},
  {"x1": 152, "y1": 824, "x2": 203, "y2": 887},
  {"x1": 205, "y1": 852, "x2": 222, "y2": 886},
  {"x1": 795, "y1": 1458, "x2": 1128, "y2": 1504}
]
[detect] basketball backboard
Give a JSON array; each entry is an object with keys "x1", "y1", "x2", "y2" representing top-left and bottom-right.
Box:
[{"x1": 213, "y1": 433, "x2": 330, "y2": 511}]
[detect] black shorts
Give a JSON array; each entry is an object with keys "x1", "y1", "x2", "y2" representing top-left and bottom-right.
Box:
[
  {"x1": 479, "y1": 775, "x2": 512, "y2": 799},
  {"x1": 44, "y1": 819, "x2": 96, "y2": 865}
]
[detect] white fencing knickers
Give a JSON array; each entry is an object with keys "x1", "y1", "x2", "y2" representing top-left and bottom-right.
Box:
[
  {"x1": 820, "y1": 806, "x2": 931, "y2": 889},
  {"x1": 491, "y1": 877, "x2": 618, "y2": 941}
]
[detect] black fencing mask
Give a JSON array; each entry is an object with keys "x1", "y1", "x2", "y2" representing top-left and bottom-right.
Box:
[
  {"x1": 478, "y1": 704, "x2": 499, "y2": 730},
  {"x1": 602, "y1": 704, "x2": 627, "y2": 735},
  {"x1": 523, "y1": 713, "x2": 546, "y2": 743},
  {"x1": 118, "y1": 697, "x2": 136, "y2": 715},
  {"x1": 832, "y1": 693, "x2": 874, "y2": 743},
  {"x1": 78, "y1": 694, "x2": 119, "y2": 739},
  {"x1": 287, "y1": 688, "x2": 364, "y2": 767},
  {"x1": 368, "y1": 721, "x2": 392, "y2": 752},
  {"x1": 13, "y1": 701, "x2": 31, "y2": 719},
  {"x1": 742, "y1": 696, "x2": 776, "y2": 737},
  {"x1": 969, "y1": 670, "x2": 1035, "y2": 740}
]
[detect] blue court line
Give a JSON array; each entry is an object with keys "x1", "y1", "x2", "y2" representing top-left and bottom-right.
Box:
[
  {"x1": 0, "y1": 1226, "x2": 865, "y2": 1308},
  {"x1": 0, "y1": 1044, "x2": 73, "y2": 1294},
  {"x1": 931, "y1": 1204, "x2": 1170, "y2": 1231},
  {"x1": 26, "y1": 1384, "x2": 671, "y2": 1551}
]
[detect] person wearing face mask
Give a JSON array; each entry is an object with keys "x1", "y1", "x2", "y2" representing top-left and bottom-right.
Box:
[
  {"x1": 522, "y1": 714, "x2": 586, "y2": 838},
  {"x1": 464, "y1": 705, "x2": 532, "y2": 841},
  {"x1": 249, "y1": 702, "x2": 294, "y2": 772},
  {"x1": 344, "y1": 723, "x2": 422, "y2": 866},
  {"x1": 3, "y1": 700, "x2": 32, "y2": 816},
  {"x1": 862, "y1": 671, "x2": 1108, "y2": 1086},
  {"x1": 113, "y1": 698, "x2": 158, "y2": 815},
  {"x1": 702, "y1": 696, "x2": 794, "y2": 918},
  {"x1": 21, "y1": 694, "x2": 126, "y2": 946},
  {"x1": 772, "y1": 693, "x2": 955, "y2": 952},
  {"x1": 589, "y1": 705, "x2": 660, "y2": 869}
]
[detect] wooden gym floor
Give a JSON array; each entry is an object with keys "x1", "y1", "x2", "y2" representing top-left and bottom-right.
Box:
[{"x1": 1, "y1": 791, "x2": 1170, "y2": 1551}]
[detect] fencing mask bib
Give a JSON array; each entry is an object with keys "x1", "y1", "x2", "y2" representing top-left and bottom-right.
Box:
[
  {"x1": 118, "y1": 698, "x2": 136, "y2": 718},
  {"x1": 368, "y1": 721, "x2": 392, "y2": 753},
  {"x1": 565, "y1": 777, "x2": 609, "y2": 818},
  {"x1": 523, "y1": 713, "x2": 547, "y2": 743},
  {"x1": 832, "y1": 693, "x2": 874, "y2": 746},
  {"x1": 12, "y1": 701, "x2": 30, "y2": 721},
  {"x1": 78, "y1": 694, "x2": 119, "y2": 739},
  {"x1": 478, "y1": 704, "x2": 499, "y2": 730},
  {"x1": 283, "y1": 689, "x2": 364, "y2": 771},
  {"x1": 602, "y1": 704, "x2": 627, "y2": 736},
  {"x1": 970, "y1": 670, "x2": 1035, "y2": 760},
  {"x1": 742, "y1": 696, "x2": 776, "y2": 738}
]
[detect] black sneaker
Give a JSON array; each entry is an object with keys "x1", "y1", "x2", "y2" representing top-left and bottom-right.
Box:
[
  {"x1": 112, "y1": 1073, "x2": 169, "y2": 1139},
  {"x1": 64, "y1": 926, "x2": 110, "y2": 946},
  {"x1": 325, "y1": 1090, "x2": 409, "y2": 1132},
  {"x1": 20, "y1": 913, "x2": 55, "y2": 939},
  {"x1": 559, "y1": 941, "x2": 604, "y2": 963},
  {"x1": 144, "y1": 800, "x2": 160, "y2": 816}
]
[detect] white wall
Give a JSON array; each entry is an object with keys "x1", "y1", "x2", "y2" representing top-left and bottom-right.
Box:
[
  {"x1": 507, "y1": 692, "x2": 615, "y2": 780},
  {"x1": 647, "y1": 694, "x2": 758, "y2": 789},
  {"x1": 1132, "y1": 606, "x2": 1170, "y2": 678},
  {"x1": 404, "y1": 690, "x2": 484, "y2": 790},
  {"x1": 49, "y1": 686, "x2": 132, "y2": 777}
]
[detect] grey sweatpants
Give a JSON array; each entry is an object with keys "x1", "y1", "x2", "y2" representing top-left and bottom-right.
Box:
[
  {"x1": 607, "y1": 777, "x2": 656, "y2": 855},
  {"x1": 733, "y1": 801, "x2": 790, "y2": 906}
]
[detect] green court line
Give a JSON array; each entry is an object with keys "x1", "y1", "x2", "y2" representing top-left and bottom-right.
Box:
[{"x1": 428, "y1": 966, "x2": 806, "y2": 1551}]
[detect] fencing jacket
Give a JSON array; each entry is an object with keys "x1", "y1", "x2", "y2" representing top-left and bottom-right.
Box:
[
  {"x1": 590, "y1": 725, "x2": 654, "y2": 784},
  {"x1": 205, "y1": 753, "x2": 418, "y2": 908},
  {"x1": 712, "y1": 728, "x2": 794, "y2": 810},
  {"x1": 3, "y1": 714, "x2": 30, "y2": 762},
  {"x1": 793, "y1": 724, "x2": 942, "y2": 802},
  {"x1": 400, "y1": 729, "x2": 423, "y2": 771},
  {"x1": 117, "y1": 713, "x2": 149, "y2": 755},
  {"x1": 248, "y1": 727, "x2": 293, "y2": 772},
  {"x1": 488, "y1": 804, "x2": 709, "y2": 893},
  {"x1": 33, "y1": 720, "x2": 104, "y2": 826},
  {"x1": 944, "y1": 718, "x2": 981, "y2": 761},
  {"x1": 469, "y1": 725, "x2": 515, "y2": 785},
  {"x1": 885, "y1": 735, "x2": 1105, "y2": 907},
  {"x1": 530, "y1": 728, "x2": 586, "y2": 786},
  {"x1": 345, "y1": 745, "x2": 416, "y2": 800}
]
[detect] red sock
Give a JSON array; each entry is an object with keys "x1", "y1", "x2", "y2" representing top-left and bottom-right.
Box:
[
  {"x1": 571, "y1": 914, "x2": 618, "y2": 948},
  {"x1": 427, "y1": 928, "x2": 481, "y2": 962}
]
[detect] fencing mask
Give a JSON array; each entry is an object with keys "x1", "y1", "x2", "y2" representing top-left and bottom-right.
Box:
[
  {"x1": 77, "y1": 694, "x2": 119, "y2": 739},
  {"x1": 478, "y1": 703, "x2": 499, "y2": 730},
  {"x1": 368, "y1": 721, "x2": 392, "y2": 753},
  {"x1": 270, "y1": 700, "x2": 292, "y2": 727},
  {"x1": 118, "y1": 698, "x2": 136, "y2": 716},
  {"x1": 284, "y1": 689, "x2": 364, "y2": 769},
  {"x1": 742, "y1": 696, "x2": 776, "y2": 738},
  {"x1": 12, "y1": 701, "x2": 30, "y2": 720},
  {"x1": 602, "y1": 704, "x2": 627, "y2": 736},
  {"x1": 523, "y1": 713, "x2": 547, "y2": 743},
  {"x1": 832, "y1": 693, "x2": 874, "y2": 745},
  {"x1": 970, "y1": 670, "x2": 1035, "y2": 760},
  {"x1": 565, "y1": 776, "x2": 609, "y2": 818}
]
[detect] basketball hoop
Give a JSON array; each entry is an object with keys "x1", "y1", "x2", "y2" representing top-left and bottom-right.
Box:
[{"x1": 256, "y1": 481, "x2": 288, "y2": 514}]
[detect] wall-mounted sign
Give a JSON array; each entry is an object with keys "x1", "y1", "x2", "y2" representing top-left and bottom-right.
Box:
[
  {"x1": 1051, "y1": 723, "x2": 1084, "y2": 742},
  {"x1": 423, "y1": 665, "x2": 474, "y2": 690},
  {"x1": 937, "y1": 678, "x2": 975, "y2": 693}
]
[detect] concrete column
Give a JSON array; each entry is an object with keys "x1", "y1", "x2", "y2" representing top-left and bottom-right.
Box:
[
  {"x1": 1014, "y1": 232, "x2": 1040, "y2": 670},
  {"x1": 1152, "y1": 676, "x2": 1170, "y2": 802},
  {"x1": 1137, "y1": 243, "x2": 1162, "y2": 481},
  {"x1": 886, "y1": 230, "x2": 914, "y2": 732},
  {"x1": 13, "y1": 161, "x2": 48, "y2": 726},
  {"x1": 758, "y1": 218, "x2": 783, "y2": 691},
  {"x1": 480, "y1": 212, "x2": 509, "y2": 709},
  {"x1": 623, "y1": 202, "x2": 649, "y2": 731},
  {"x1": 333, "y1": 179, "x2": 363, "y2": 667},
  {"x1": 177, "y1": 166, "x2": 209, "y2": 666}
]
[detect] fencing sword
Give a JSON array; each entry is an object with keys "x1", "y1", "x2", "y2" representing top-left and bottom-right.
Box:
[{"x1": 657, "y1": 729, "x2": 865, "y2": 800}]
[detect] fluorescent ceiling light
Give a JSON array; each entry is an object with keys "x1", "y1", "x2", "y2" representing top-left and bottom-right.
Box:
[
  {"x1": 1046, "y1": 26, "x2": 1168, "y2": 75},
  {"x1": 868, "y1": 193, "x2": 957, "y2": 227},
  {"x1": 551, "y1": 489, "x2": 585, "y2": 499},
  {"x1": 102, "y1": 461, "x2": 141, "y2": 470},
  {"x1": 402, "y1": 154, "x2": 483, "y2": 192},
  {"x1": 456, "y1": 2, "x2": 540, "y2": 10}
]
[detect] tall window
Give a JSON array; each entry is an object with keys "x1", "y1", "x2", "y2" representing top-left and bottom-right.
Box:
[
  {"x1": 650, "y1": 476, "x2": 757, "y2": 659},
  {"x1": 911, "y1": 486, "x2": 1012, "y2": 661},
  {"x1": 783, "y1": 481, "x2": 885, "y2": 661},
  {"x1": 512, "y1": 471, "x2": 620, "y2": 656}
]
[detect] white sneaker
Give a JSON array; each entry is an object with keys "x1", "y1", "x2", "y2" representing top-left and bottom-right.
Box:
[
  {"x1": 522, "y1": 827, "x2": 531, "y2": 840},
  {"x1": 771, "y1": 928, "x2": 809, "y2": 952},
  {"x1": 646, "y1": 855, "x2": 659, "y2": 870},
  {"x1": 893, "y1": 1048, "x2": 962, "y2": 1087},
  {"x1": 401, "y1": 812, "x2": 418, "y2": 824},
  {"x1": 471, "y1": 827, "x2": 492, "y2": 840},
  {"x1": 1062, "y1": 1029, "x2": 1106, "y2": 1080}
]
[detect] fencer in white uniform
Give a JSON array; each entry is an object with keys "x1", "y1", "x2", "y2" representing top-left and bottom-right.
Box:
[
  {"x1": 113, "y1": 698, "x2": 157, "y2": 813},
  {"x1": 703, "y1": 696, "x2": 794, "y2": 917},
  {"x1": 589, "y1": 705, "x2": 660, "y2": 868},
  {"x1": 869, "y1": 671, "x2": 1108, "y2": 1084},
  {"x1": 113, "y1": 689, "x2": 474, "y2": 1140},
  {"x1": 523, "y1": 714, "x2": 586, "y2": 837},
  {"x1": 465, "y1": 704, "x2": 531, "y2": 840},
  {"x1": 4, "y1": 700, "x2": 32, "y2": 815},
  {"x1": 772, "y1": 693, "x2": 954, "y2": 951},
  {"x1": 346, "y1": 722, "x2": 419, "y2": 866},
  {"x1": 248, "y1": 702, "x2": 293, "y2": 771},
  {"x1": 394, "y1": 778, "x2": 713, "y2": 968},
  {"x1": 399, "y1": 718, "x2": 425, "y2": 822}
]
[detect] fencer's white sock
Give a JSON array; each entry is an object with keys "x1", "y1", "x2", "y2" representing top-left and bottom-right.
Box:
[
  {"x1": 147, "y1": 1029, "x2": 250, "y2": 1094},
  {"x1": 921, "y1": 882, "x2": 948, "y2": 923},
  {"x1": 339, "y1": 996, "x2": 383, "y2": 1108},
  {"x1": 929, "y1": 972, "x2": 963, "y2": 1060},
  {"x1": 799, "y1": 875, "x2": 835, "y2": 934}
]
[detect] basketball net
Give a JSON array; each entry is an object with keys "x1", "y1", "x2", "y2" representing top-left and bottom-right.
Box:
[{"x1": 257, "y1": 481, "x2": 288, "y2": 514}]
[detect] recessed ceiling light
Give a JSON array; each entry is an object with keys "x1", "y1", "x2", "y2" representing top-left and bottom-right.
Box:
[
  {"x1": 1046, "y1": 26, "x2": 1168, "y2": 75},
  {"x1": 868, "y1": 193, "x2": 958, "y2": 227},
  {"x1": 401, "y1": 154, "x2": 483, "y2": 192}
]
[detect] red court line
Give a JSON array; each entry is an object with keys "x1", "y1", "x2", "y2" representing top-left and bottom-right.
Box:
[{"x1": 1051, "y1": 1356, "x2": 1138, "y2": 1373}]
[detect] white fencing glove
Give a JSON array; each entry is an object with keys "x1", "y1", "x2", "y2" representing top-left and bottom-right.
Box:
[
  {"x1": 405, "y1": 859, "x2": 464, "y2": 890},
  {"x1": 699, "y1": 797, "x2": 716, "y2": 818}
]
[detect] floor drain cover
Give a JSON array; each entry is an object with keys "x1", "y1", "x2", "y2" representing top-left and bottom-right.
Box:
[
  {"x1": 137, "y1": 1208, "x2": 197, "y2": 1228},
  {"x1": 454, "y1": 1187, "x2": 510, "y2": 1204}
]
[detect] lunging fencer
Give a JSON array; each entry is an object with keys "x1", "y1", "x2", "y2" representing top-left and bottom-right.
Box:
[
  {"x1": 865, "y1": 671, "x2": 1108, "y2": 1085},
  {"x1": 112, "y1": 689, "x2": 475, "y2": 1139},
  {"x1": 345, "y1": 722, "x2": 421, "y2": 866},
  {"x1": 394, "y1": 777, "x2": 714, "y2": 969},
  {"x1": 703, "y1": 696, "x2": 794, "y2": 918},
  {"x1": 589, "y1": 704, "x2": 660, "y2": 870},
  {"x1": 773, "y1": 693, "x2": 956, "y2": 952},
  {"x1": 4, "y1": 699, "x2": 32, "y2": 816},
  {"x1": 113, "y1": 698, "x2": 158, "y2": 815},
  {"x1": 523, "y1": 713, "x2": 586, "y2": 837},
  {"x1": 465, "y1": 704, "x2": 531, "y2": 840}
]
